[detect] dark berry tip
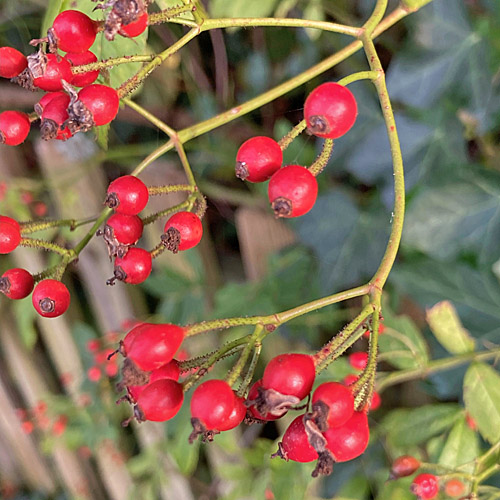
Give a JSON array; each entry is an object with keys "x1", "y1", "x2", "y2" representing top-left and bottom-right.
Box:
[
  {"x1": 40, "y1": 119, "x2": 59, "y2": 141},
  {"x1": 161, "y1": 227, "x2": 181, "y2": 254},
  {"x1": 0, "y1": 277, "x2": 11, "y2": 294},
  {"x1": 311, "y1": 450, "x2": 335, "y2": 478},
  {"x1": 104, "y1": 192, "x2": 120, "y2": 209},
  {"x1": 308, "y1": 115, "x2": 330, "y2": 135},
  {"x1": 235, "y1": 161, "x2": 249, "y2": 180},
  {"x1": 271, "y1": 197, "x2": 292, "y2": 218},
  {"x1": 39, "y1": 297, "x2": 56, "y2": 314}
]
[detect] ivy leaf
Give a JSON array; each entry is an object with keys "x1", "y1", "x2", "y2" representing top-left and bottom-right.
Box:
[
  {"x1": 463, "y1": 362, "x2": 500, "y2": 444},
  {"x1": 438, "y1": 417, "x2": 479, "y2": 473},
  {"x1": 426, "y1": 301, "x2": 475, "y2": 354}
]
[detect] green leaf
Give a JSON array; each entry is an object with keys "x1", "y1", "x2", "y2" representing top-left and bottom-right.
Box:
[
  {"x1": 303, "y1": 0, "x2": 325, "y2": 41},
  {"x1": 381, "y1": 404, "x2": 462, "y2": 447},
  {"x1": 94, "y1": 124, "x2": 110, "y2": 151},
  {"x1": 438, "y1": 417, "x2": 479, "y2": 473},
  {"x1": 376, "y1": 478, "x2": 414, "y2": 500},
  {"x1": 426, "y1": 301, "x2": 475, "y2": 354},
  {"x1": 463, "y1": 362, "x2": 500, "y2": 444},
  {"x1": 210, "y1": 0, "x2": 280, "y2": 18}
]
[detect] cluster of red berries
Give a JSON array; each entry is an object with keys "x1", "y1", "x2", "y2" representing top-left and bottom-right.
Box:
[
  {"x1": 16, "y1": 400, "x2": 67, "y2": 437},
  {"x1": 101, "y1": 175, "x2": 203, "y2": 286},
  {"x1": 0, "y1": 2, "x2": 150, "y2": 146},
  {"x1": 235, "y1": 82, "x2": 357, "y2": 218},
  {"x1": 390, "y1": 455, "x2": 467, "y2": 499}
]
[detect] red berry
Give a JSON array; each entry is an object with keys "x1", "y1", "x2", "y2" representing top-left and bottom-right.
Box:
[
  {"x1": 312, "y1": 382, "x2": 354, "y2": 428},
  {"x1": 128, "y1": 359, "x2": 181, "y2": 402},
  {"x1": 247, "y1": 379, "x2": 282, "y2": 421},
  {"x1": 348, "y1": 352, "x2": 368, "y2": 371},
  {"x1": 304, "y1": 82, "x2": 357, "y2": 139},
  {"x1": 280, "y1": 415, "x2": 318, "y2": 462},
  {"x1": 35, "y1": 91, "x2": 67, "y2": 116},
  {"x1": 343, "y1": 374, "x2": 359, "y2": 386},
  {"x1": 33, "y1": 53, "x2": 73, "y2": 92},
  {"x1": 268, "y1": 165, "x2": 318, "y2": 218},
  {"x1": 136, "y1": 379, "x2": 184, "y2": 422},
  {"x1": 162, "y1": 211, "x2": 203, "y2": 253},
  {"x1": 0, "y1": 111, "x2": 30, "y2": 146},
  {"x1": 235, "y1": 136, "x2": 283, "y2": 182},
  {"x1": 78, "y1": 84, "x2": 120, "y2": 126},
  {"x1": 126, "y1": 323, "x2": 185, "y2": 372},
  {"x1": 216, "y1": 393, "x2": 246, "y2": 431},
  {"x1": 119, "y1": 12, "x2": 148, "y2": 37},
  {"x1": 64, "y1": 51, "x2": 99, "y2": 87},
  {"x1": 190, "y1": 379, "x2": 235, "y2": 431},
  {"x1": 105, "y1": 213, "x2": 143, "y2": 246},
  {"x1": 370, "y1": 391, "x2": 381, "y2": 411},
  {"x1": 86, "y1": 339, "x2": 100, "y2": 352},
  {"x1": 110, "y1": 247, "x2": 152, "y2": 285},
  {"x1": 49, "y1": 10, "x2": 97, "y2": 53},
  {"x1": 390, "y1": 455, "x2": 421, "y2": 479},
  {"x1": 323, "y1": 411, "x2": 370, "y2": 462},
  {"x1": 51, "y1": 415, "x2": 68, "y2": 436},
  {"x1": 0, "y1": 215, "x2": 22, "y2": 253},
  {"x1": 0, "y1": 47, "x2": 27, "y2": 78},
  {"x1": 32, "y1": 279, "x2": 70, "y2": 318},
  {"x1": 263, "y1": 353, "x2": 315, "y2": 401},
  {"x1": 0, "y1": 268, "x2": 34, "y2": 299},
  {"x1": 40, "y1": 94, "x2": 72, "y2": 141},
  {"x1": 105, "y1": 175, "x2": 149, "y2": 215},
  {"x1": 411, "y1": 473, "x2": 439, "y2": 500},
  {"x1": 444, "y1": 479, "x2": 465, "y2": 498},
  {"x1": 21, "y1": 421, "x2": 34, "y2": 434},
  {"x1": 105, "y1": 362, "x2": 119, "y2": 377}
]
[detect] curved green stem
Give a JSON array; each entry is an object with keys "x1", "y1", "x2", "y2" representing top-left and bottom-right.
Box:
[
  {"x1": 309, "y1": 139, "x2": 334, "y2": 176},
  {"x1": 123, "y1": 98, "x2": 178, "y2": 137},
  {"x1": 338, "y1": 70, "x2": 380, "y2": 86},
  {"x1": 279, "y1": 120, "x2": 307, "y2": 151},
  {"x1": 19, "y1": 237, "x2": 70, "y2": 257},
  {"x1": 363, "y1": 0, "x2": 388, "y2": 36}
]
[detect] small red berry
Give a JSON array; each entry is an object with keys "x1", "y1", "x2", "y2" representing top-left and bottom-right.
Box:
[
  {"x1": 235, "y1": 136, "x2": 283, "y2": 182},
  {"x1": 348, "y1": 352, "x2": 368, "y2": 371},
  {"x1": 323, "y1": 411, "x2": 370, "y2": 462},
  {"x1": 268, "y1": 165, "x2": 318, "y2": 218},
  {"x1": 0, "y1": 216, "x2": 22, "y2": 253},
  {"x1": 109, "y1": 247, "x2": 152, "y2": 285},
  {"x1": 33, "y1": 53, "x2": 73, "y2": 92},
  {"x1": 190, "y1": 379, "x2": 235, "y2": 431},
  {"x1": 363, "y1": 323, "x2": 385, "y2": 338},
  {"x1": 125, "y1": 323, "x2": 185, "y2": 372},
  {"x1": 0, "y1": 268, "x2": 34, "y2": 299},
  {"x1": 247, "y1": 379, "x2": 282, "y2": 421},
  {"x1": 280, "y1": 415, "x2": 318, "y2": 463},
  {"x1": 40, "y1": 94, "x2": 72, "y2": 141},
  {"x1": 263, "y1": 353, "x2": 315, "y2": 401},
  {"x1": 87, "y1": 365, "x2": 102, "y2": 382},
  {"x1": 86, "y1": 339, "x2": 100, "y2": 352},
  {"x1": 64, "y1": 51, "x2": 99, "y2": 87},
  {"x1": 343, "y1": 374, "x2": 359, "y2": 386},
  {"x1": 465, "y1": 413, "x2": 477, "y2": 431},
  {"x1": 411, "y1": 473, "x2": 439, "y2": 500},
  {"x1": 0, "y1": 111, "x2": 30, "y2": 146},
  {"x1": 35, "y1": 91, "x2": 67, "y2": 116},
  {"x1": 51, "y1": 415, "x2": 68, "y2": 436},
  {"x1": 369, "y1": 391, "x2": 381, "y2": 411},
  {"x1": 21, "y1": 420, "x2": 34, "y2": 434},
  {"x1": 444, "y1": 479, "x2": 465, "y2": 498},
  {"x1": 119, "y1": 12, "x2": 148, "y2": 37},
  {"x1": 0, "y1": 47, "x2": 27, "y2": 78},
  {"x1": 136, "y1": 379, "x2": 184, "y2": 422},
  {"x1": 312, "y1": 381, "x2": 354, "y2": 428},
  {"x1": 48, "y1": 10, "x2": 98, "y2": 53},
  {"x1": 162, "y1": 211, "x2": 203, "y2": 253},
  {"x1": 304, "y1": 82, "x2": 357, "y2": 139},
  {"x1": 32, "y1": 279, "x2": 70, "y2": 318},
  {"x1": 105, "y1": 175, "x2": 149, "y2": 215},
  {"x1": 128, "y1": 359, "x2": 181, "y2": 402},
  {"x1": 390, "y1": 455, "x2": 421, "y2": 479},
  {"x1": 78, "y1": 84, "x2": 120, "y2": 126},
  {"x1": 105, "y1": 213, "x2": 143, "y2": 246},
  {"x1": 105, "y1": 362, "x2": 119, "y2": 378},
  {"x1": 216, "y1": 393, "x2": 246, "y2": 431}
]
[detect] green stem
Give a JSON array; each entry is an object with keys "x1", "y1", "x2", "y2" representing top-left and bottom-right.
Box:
[
  {"x1": 363, "y1": 0, "x2": 388, "y2": 36},
  {"x1": 73, "y1": 208, "x2": 112, "y2": 256},
  {"x1": 477, "y1": 440, "x2": 500, "y2": 472},
  {"x1": 278, "y1": 120, "x2": 307, "y2": 150},
  {"x1": 175, "y1": 141, "x2": 197, "y2": 186},
  {"x1": 309, "y1": 139, "x2": 334, "y2": 176},
  {"x1": 148, "y1": 184, "x2": 195, "y2": 196},
  {"x1": 147, "y1": 5, "x2": 195, "y2": 25},
  {"x1": 141, "y1": 199, "x2": 192, "y2": 225},
  {"x1": 71, "y1": 55, "x2": 155, "y2": 74},
  {"x1": 338, "y1": 70, "x2": 380, "y2": 86},
  {"x1": 376, "y1": 347, "x2": 500, "y2": 393},
  {"x1": 19, "y1": 216, "x2": 97, "y2": 234},
  {"x1": 19, "y1": 237, "x2": 70, "y2": 256},
  {"x1": 123, "y1": 98, "x2": 178, "y2": 137},
  {"x1": 237, "y1": 341, "x2": 262, "y2": 397}
]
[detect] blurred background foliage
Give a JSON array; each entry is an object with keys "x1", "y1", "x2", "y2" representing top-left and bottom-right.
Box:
[{"x1": 0, "y1": 0, "x2": 499, "y2": 499}]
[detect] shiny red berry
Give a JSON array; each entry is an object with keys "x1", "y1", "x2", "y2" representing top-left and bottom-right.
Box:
[
  {"x1": 247, "y1": 379, "x2": 282, "y2": 421},
  {"x1": 235, "y1": 136, "x2": 283, "y2": 183},
  {"x1": 0, "y1": 215, "x2": 20, "y2": 232},
  {"x1": 119, "y1": 12, "x2": 148, "y2": 37},
  {"x1": 323, "y1": 411, "x2": 369, "y2": 462},
  {"x1": 191, "y1": 379, "x2": 235, "y2": 431},
  {"x1": 0, "y1": 111, "x2": 30, "y2": 146},
  {"x1": 263, "y1": 353, "x2": 315, "y2": 400},
  {"x1": 390, "y1": 455, "x2": 421, "y2": 479},
  {"x1": 0, "y1": 47, "x2": 27, "y2": 78},
  {"x1": 64, "y1": 51, "x2": 99, "y2": 87},
  {"x1": 444, "y1": 479, "x2": 465, "y2": 498},
  {"x1": 128, "y1": 359, "x2": 181, "y2": 402},
  {"x1": 33, "y1": 53, "x2": 73, "y2": 92},
  {"x1": 304, "y1": 82, "x2": 357, "y2": 139},
  {"x1": 280, "y1": 415, "x2": 318, "y2": 463},
  {"x1": 105, "y1": 213, "x2": 143, "y2": 246},
  {"x1": 35, "y1": 91, "x2": 67, "y2": 116},
  {"x1": 162, "y1": 211, "x2": 203, "y2": 253},
  {"x1": 49, "y1": 10, "x2": 98, "y2": 53},
  {"x1": 32, "y1": 279, "x2": 70, "y2": 318},
  {"x1": 136, "y1": 379, "x2": 184, "y2": 422},
  {"x1": 109, "y1": 247, "x2": 152, "y2": 285},
  {"x1": 78, "y1": 84, "x2": 120, "y2": 126},
  {"x1": 369, "y1": 390, "x2": 381, "y2": 411},
  {"x1": 0, "y1": 268, "x2": 34, "y2": 299},
  {"x1": 312, "y1": 381, "x2": 354, "y2": 428},
  {"x1": 411, "y1": 473, "x2": 439, "y2": 500},
  {"x1": 126, "y1": 323, "x2": 185, "y2": 372},
  {"x1": 216, "y1": 393, "x2": 246, "y2": 432},
  {"x1": 268, "y1": 165, "x2": 318, "y2": 218},
  {"x1": 40, "y1": 94, "x2": 72, "y2": 141},
  {"x1": 105, "y1": 175, "x2": 149, "y2": 215},
  {"x1": 348, "y1": 352, "x2": 368, "y2": 371},
  {"x1": 0, "y1": 215, "x2": 21, "y2": 253}
]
